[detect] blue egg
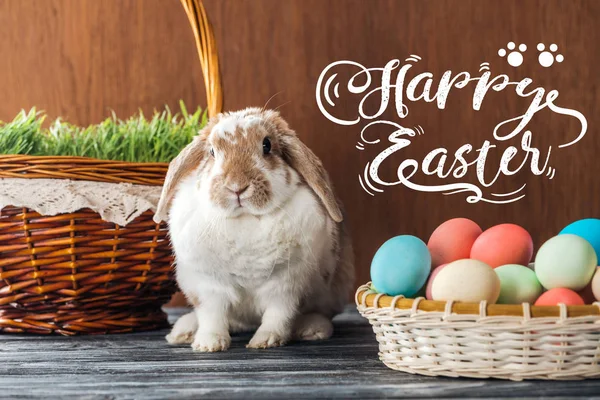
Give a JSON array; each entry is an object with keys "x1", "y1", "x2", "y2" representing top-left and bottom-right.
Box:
[
  {"x1": 370, "y1": 235, "x2": 431, "y2": 297},
  {"x1": 560, "y1": 219, "x2": 600, "y2": 260}
]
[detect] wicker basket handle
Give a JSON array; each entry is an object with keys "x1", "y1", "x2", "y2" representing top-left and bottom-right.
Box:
[{"x1": 180, "y1": 0, "x2": 223, "y2": 118}]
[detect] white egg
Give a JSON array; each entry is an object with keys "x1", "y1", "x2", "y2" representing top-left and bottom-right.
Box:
[{"x1": 431, "y1": 259, "x2": 501, "y2": 303}]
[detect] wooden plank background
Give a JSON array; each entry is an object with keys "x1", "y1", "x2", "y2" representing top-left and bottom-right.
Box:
[{"x1": 1, "y1": 0, "x2": 598, "y2": 293}]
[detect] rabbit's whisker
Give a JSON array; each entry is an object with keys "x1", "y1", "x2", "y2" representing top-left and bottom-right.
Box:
[
  {"x1": 262, "y1": 91, "x2": 284, "y2": 111},
  {"x1": 273, "y1": 101, "x2": 291, "y2": 112}
]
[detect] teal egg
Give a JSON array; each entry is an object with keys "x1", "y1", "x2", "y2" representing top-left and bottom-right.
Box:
[
  {"x1": 535, "y1": 234, "x2": 597, "y2": 291},
  {"x1": 495, "y1": 264, "x2": 543, "y2": 304},
  {"x1": 560, "y1": 218, "x2": 600, "y2": 260},
  {"x1": 370, "y1": 235, "x2": 431, "y2": 297}
]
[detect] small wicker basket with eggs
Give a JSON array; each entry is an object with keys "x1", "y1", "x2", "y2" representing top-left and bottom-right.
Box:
[{"x1": 356, "y1": 218, "x2": 600, "y2": 380}]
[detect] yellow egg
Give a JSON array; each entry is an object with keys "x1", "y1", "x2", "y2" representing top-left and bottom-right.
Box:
[{"x1": 431, "y1": 259, "x2": 500, "y2": 303}]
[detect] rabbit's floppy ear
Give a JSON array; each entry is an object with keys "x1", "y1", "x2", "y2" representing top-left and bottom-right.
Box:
[
  {"x1": 279, "y1": 131, "x2": 343, "y2": 223},
  {"x1": 153, "y1": 132, "x2": 208, "y2": 223}
]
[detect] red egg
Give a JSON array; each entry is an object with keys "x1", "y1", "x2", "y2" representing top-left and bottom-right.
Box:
[
  {"x1": 425, "y1": 263, "x2": 448, "y2": 300},
  {"x1": 534, "y1": 288, "x2": 585, "y2": 306},
  {"x1": 427, "y1": 218, "x2": 482, "y2": 267},
  {"x1": 470, "y1": 224, "x2": 533, "y2": 268}
]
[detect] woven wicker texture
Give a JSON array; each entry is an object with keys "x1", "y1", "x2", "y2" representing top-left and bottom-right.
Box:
[
  {"x1": 0, "y1": 155, "x2": 169, "y2": 185},
  {"x1": 356, "y1": 283, "x2": 600, "y2": 381},
  {"x1": 0, "y1": 207, "x2": 175, "y2": 334},
  {"x1": 0, "y1": 0, "x2": 222, "y2": 335},
  {"x1": 180, "y1": 0, "x2": 222, "y2": 118}
]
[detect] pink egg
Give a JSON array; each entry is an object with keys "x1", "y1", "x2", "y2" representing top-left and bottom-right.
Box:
[
  {"x1": 427, "y1": 218, "x2": 482, "y2": 267},
  {"x1": 470, "y1": 224, "x2": 533, "y2": 268},
  {"x1": 425, "y1": 263, "x2": 448, "y2": 300},
  {"x1": 534, "y1": 288, "x2": 585, "y2": 306}
]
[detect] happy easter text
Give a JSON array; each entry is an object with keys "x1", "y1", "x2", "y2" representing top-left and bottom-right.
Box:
[{"x1": 315, "y1": 59, "x2": 588, "y2": 203}]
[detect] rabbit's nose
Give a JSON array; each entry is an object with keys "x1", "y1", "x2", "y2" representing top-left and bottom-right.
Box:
[{"x1": 227, "y1": 184, "x2": 249, "y2": 196}]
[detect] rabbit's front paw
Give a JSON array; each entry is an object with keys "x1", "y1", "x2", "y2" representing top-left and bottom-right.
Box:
[
  {"x1": 247, "y1": 330, "x2": 288, "y2": 349},
  {"x1": 166, "y1": 311, "x2": 197, "y2": 345},
  {"x1": 191, "y1": 332, "x2": 231, "y2": 352},
  {"x1": 166, "y1": 331, "x2": 194, "y2": 345}
]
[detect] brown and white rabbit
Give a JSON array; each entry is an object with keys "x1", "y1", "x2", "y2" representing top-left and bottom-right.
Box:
[{"x1": 154, "y1": 108, "x2": 354, "y2": 352}]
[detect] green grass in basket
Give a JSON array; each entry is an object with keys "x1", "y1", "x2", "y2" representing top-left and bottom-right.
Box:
[{"x1": 0, "y1": 101, "x2": 207, "y2": 163}]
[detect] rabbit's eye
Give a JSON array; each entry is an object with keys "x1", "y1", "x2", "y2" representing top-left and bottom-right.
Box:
[
  {"x1": 263, "y1": 137, "x2": 271, "y2": 155},
  {"x1": 209, "y1": 148, "x2": 214, "y2": 157}
]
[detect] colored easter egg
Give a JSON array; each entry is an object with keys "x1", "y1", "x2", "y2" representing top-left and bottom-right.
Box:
[
  {"x1": 425, "y1": 263, "x2": 448, "y2": 300},
  {"x1": 534, "y1": 288, "x2": 585, "y2": 306},
  {"x1": 431, "y1": 259, "x2": 501, "y2": 303},
  {"x1": 370, "y1": 235, "x2": 431, "y2": 297},
  {"x1": 560, "y1": 218, "x2": 600, "y2": 259},
  {"x1": 591, "y1": 267, "x2": 600, "y2": 301},
  {"x1": 495, "y1": 264, "x2": 543, "y2": 304},
  {"x1": 470, "y1": 224, "x2": 533, "y2": 268},
  {"x1": 535, "y1": 234, "x2": 597, "y2": 291},
  {"x1": 427, "y1": 218, "x2": 483, "y2": 267}
]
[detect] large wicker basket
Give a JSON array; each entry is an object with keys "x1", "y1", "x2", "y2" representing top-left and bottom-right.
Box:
[
  {"x1": 0, "y1": 0, "x2": 222, "y2": 335},
  {"x1": 356, "y1": 283, "x2": 600, "y2": 381}
]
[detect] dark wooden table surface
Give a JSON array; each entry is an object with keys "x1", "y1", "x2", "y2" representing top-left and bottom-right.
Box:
[{"x1": 1, "y1": 306, "x2": 599, "y2": 399}]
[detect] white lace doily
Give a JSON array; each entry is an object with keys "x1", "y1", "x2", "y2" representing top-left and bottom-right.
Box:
[{"x1": 0, "y1": 178, "x2": 162, "y2": 226}]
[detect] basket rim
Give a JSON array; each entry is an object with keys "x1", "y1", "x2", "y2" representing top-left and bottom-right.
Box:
[
  {"x1": 0, "y1": 154, "x2": 169, "y2": 167},
  {"x1": 0, "y1": 154, "x2": 169, "y2": 186},
  {"x1": 355, "y1": 283, "x2": 600, "y2": 318}
]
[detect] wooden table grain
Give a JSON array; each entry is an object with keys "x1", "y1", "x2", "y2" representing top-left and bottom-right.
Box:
[{"x1": 0, "y1": 306, "x2": 599, "y2": 399}]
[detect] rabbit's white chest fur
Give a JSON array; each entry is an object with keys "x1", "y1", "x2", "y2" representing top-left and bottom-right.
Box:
[
  {"x1": 177, "y1": 207, "x2": 305, "y2": 284},
  {"x1": 168, "y1": 173, "x2": 335, "y2": 327}
]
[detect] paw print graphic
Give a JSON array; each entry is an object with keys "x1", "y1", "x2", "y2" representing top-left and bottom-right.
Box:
[
  {"x1": 498, "y1": 42, "x2": 527, "y2": 67},
  {"x1": 537, "y1": 43, "x2": 564, "y2": 67}
]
